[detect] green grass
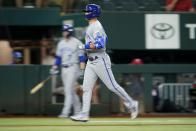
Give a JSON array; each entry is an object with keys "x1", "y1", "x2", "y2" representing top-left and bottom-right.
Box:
[{"x1": 0, "y1": 117, "x2": 195, "y2": 131}]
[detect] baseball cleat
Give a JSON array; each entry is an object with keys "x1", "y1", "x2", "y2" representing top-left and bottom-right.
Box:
[
  {"x1": 131, "y1": 101, "x2": 139, "y2": 120},
  {"x1": 70, "y1": 114, "x2": 89, "y2": 122}
]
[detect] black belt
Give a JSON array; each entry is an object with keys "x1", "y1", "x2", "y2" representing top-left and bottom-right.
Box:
[
  {"x1": 88, "y1": 56, "x2": 99, "y2": 61},
  {"x1": 63, "y1": 65, "x2": 70, "y2": 68},
  {"x1": 62, "y1": 64, "x2": 74, "y2": 68}
]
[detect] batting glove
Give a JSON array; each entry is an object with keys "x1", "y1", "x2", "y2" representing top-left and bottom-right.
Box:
[
  {"x1": 78, "y1": 45, "x2": 85, "y2": 50},
  {"x1": 50, "y1": 65, "x2": 59, "y2": 75}
]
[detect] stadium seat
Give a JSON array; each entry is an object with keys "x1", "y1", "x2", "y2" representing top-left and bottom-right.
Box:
[
  {"x1": 104, "y1": 0, "x2": 123, "y2": 11},
  {"x1": 102, "y1": 1, "x2": 116, "y2": 11},
  {"x1": 193, "y1": 0, "x2": 196, "y2": 8},
  {"x1": 75, "y1": 0, "x2": 164, "y2": 12},
  {"x1": 121, "y1": 2, "x2": 139, "y2": 11},
  {"x1": 156, "y1": 0, "x2": 166, "y2": 11},
  {"x1": 74, "y1": 1, "x2": 88, "y2": 12},
  {"x1": 156, "y1": 0, "x2": 166, "y2": 6},
  {"x1": 134, "y1": 0, "x2": 145, "y2": 6},
  {"x1": 89, "y1": 0, "x2": 103, "y2": 5},
  {"x1": 142, "y1": 1, "x2": 161, "y2": 11}
]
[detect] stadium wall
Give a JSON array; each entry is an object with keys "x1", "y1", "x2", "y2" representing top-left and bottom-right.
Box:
[{"x1": 0, "y1": 65, "x2": 196, "y2": 115}]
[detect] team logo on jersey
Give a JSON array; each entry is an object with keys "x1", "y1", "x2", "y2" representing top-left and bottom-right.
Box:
[
  {"x1": 93, "y1": 31, "x2": 101, "y2": 39},
  {"x1": 151, "y1": 23, "x2": 175, "y2": 40}
]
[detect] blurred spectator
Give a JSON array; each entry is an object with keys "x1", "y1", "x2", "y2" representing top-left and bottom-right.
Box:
[
  {"x1": 130, "y1": 58, "x2": 144, "y2": 113},
  {"x1": 40, "y1": 37, "x2": 54, "y2": 65},
  {"x1": 152, "y1": 82, "x2": 160, "y2": 112},
  {"x1": 131, "y1": 58, "x2": 144, "y2": 65},
  {"x1": 42, "y1": 48, "x2": 55, "y2": 65},
  {"x1": 15, "y1": 0, "x2": 23, "y2": 8},
  {"x1": 166, "y1": 0, "x2": 195, "y2": 12},
  {"x1": 0, "y1": 0, "x2": 48, "y2": 8},
  {"x1": 13, "y1": 51, "x2": 23, "y2": 64},
  {"x1": 0, "y1": 40, "x2": 13, "y2": 65},
  {"x1": 35, "y1": 0, "x2": 48, "y2": 8},
  {"x1": 119, "y1": 74, "x2": 129, "y2": 114},
  {"x1": 62, "y1": 0, "x2": 77, "y2": 13},
  {"x1": 46, "y1": 0, "x2": 77, "y2": 13},
  {"x1": 0, "y1": 0, "x2": 78, "y2": 13},
  {"x1": 119, "y1": 58, "x2": 144, "y2": 114}
]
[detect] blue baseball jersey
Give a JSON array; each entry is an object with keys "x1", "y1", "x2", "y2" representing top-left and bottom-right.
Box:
[
  {"x1": 56, "y1": 37, "x2": 84, "y2": 65},
  {"x1": 85, "y1": 20, "x2": 107, "y2": 56}
]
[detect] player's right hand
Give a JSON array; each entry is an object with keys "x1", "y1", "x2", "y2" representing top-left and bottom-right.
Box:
[
  {"x1": 89, "y1": 43, "x2": 96, "y2": 49},
  {"x1": 50, "y1": 65, "x2": 59, "y2": 75}
]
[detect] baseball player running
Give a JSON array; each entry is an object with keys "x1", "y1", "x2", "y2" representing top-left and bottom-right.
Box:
[
  {"x1": 71, "y1": 4, "x2": 138, "y2": 122},
  {"x1": 50, "y1": 24, "x2": 86, "y2": 118}
]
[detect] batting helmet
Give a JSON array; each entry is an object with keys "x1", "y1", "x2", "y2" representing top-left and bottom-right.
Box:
[
  {"x1": 62, "y1": 24, "x2": 74, "y2": 36},
  {"x1": 84, "y1": 4, "x2": 101, "y2": 20},
  {"x1": 62, "y1": 24, "x2": 74, "y2": 32}
]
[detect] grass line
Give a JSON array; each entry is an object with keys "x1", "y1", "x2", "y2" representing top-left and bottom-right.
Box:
[{"x1": 0, "y1": 123, "x2": 196, "y2": 127}]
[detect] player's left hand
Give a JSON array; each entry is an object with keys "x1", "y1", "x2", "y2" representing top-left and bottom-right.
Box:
[{"x1": 50, "y1": 65, "x2": 59, "y2": 75}]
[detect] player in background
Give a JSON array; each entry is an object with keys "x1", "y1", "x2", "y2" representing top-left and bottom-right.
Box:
[
  {"x1": 50, "y1": 24, "x2": 86, "y2": 118},
  {"x1": 13, "y1": 51, "x2": 23, "y2": 64},
  {"x1": 166, "y1": 0, "x2": 195, "y2": 12},
  {"x1": 0, "y1": 41, "x2": 13, "y2": 65},
  {"x1": 70, "y1": 4, "x2": 139, "y2": 122}
]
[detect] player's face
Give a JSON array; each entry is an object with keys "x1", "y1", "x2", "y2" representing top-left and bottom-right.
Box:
[{"x1": 63, "y1": 31, "x2": 69, "y2": 38}]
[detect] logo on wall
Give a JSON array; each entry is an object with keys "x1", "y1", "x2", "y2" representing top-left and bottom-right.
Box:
[
  {"x1": 151, "y1": 23, "x2": 175, "y2": 40},
  {"x1": 145, "y1": 14, "x2": 180, "y2": 49}
]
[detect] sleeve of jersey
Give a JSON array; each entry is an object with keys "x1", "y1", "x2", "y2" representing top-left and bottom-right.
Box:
[
  {"x1": 78, "y1": 42, "x2": 87, "y2": 62},
  {"x1": 94, "y1": 33, "x2": 106, "y2": 49},
  {"x1": 54, "y1": 56, "x2": 62, "y2": 66},
  {"x1": 54, "y1": 42, "x2": 62, "y2": 66}
]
